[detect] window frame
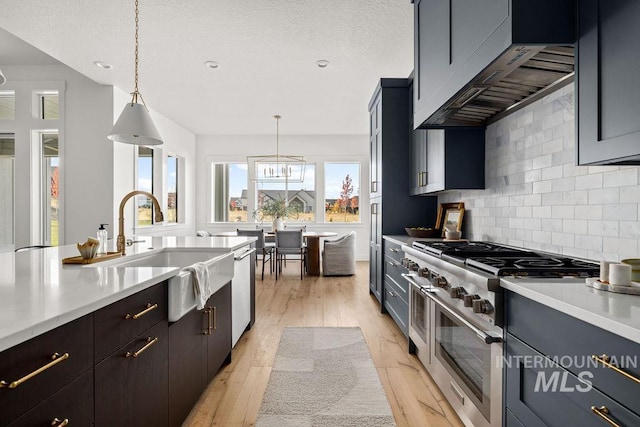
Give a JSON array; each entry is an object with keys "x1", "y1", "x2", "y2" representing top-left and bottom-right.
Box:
[{"x1": 206, "y1": 155, "x2": 364, "y2": 225}]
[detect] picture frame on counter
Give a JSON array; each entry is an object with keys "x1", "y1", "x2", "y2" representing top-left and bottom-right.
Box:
[
  {"x1": 442, "y1": 208, "x2": 464, "y2": 237},
  {"x1": 435, "y1": 202, "x2": 464, "y2": 234}
]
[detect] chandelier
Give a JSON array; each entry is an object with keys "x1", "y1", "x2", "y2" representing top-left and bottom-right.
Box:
[
  {"x1": 247, "y1": 115, "x2": 306, "y2": 183},
  {"x1": 107, "y1": 0, "x2": 163, "y2": 145}
]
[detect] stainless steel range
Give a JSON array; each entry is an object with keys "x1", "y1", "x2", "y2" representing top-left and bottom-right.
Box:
[{"x1": 401, "y1": 240, "x2": 599, "y2": 427}]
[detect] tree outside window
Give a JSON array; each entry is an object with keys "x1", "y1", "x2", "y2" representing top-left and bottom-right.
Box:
[{"x1": 325, "y1": 163, "x2": 360, "y2": 222}]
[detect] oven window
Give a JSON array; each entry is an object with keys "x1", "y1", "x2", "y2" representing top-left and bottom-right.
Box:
[
  {"x1": 436, "y1": 309, "x2": 492, "y2": 419},
  {"x1": 411, "y1": 287, "x2": 428, "y2": 340}
]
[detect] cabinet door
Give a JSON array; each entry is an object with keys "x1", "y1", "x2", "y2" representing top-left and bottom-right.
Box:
[
  {"x1": 414, "y1": 0, "x2": 449, "y2": 120},
  {"x1": 425, "y1": 129, "x2": 445, "y2": 192},
  {"x1": 370, "y1": 100, "x2": 382, "y2": 198},
  {"x1": 369, "y1": 244, "x2": 382, "y2": 304},
  {"x1": 578, "y1": 0, "x2": 640, "y2": 164},
  {"x1": 0, "y1": 315, "x2": 93, "y2": 426},
  {"x1": 8, "y1": 371, "x2": 93, "y2": 427},
  {"x1": 410, "y1": 129, "x2": 428, "y2": 195},
  {"x1": 206, "y1": 283, "x2": 232, "y2": 383},
  {"x1": 168, "y1": 309, "x2": 207, "y2": 427},
  {"x1": 506, "y1": 334, "x2": 640, "y2": 427},
  {"x1": 95, "y1": 321, "x2": 169, "y2": 427}
]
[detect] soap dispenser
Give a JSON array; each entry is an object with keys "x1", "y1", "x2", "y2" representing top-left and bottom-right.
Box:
[{"x1": 97, "y1": 224, "x2": 108, "y2": 255}]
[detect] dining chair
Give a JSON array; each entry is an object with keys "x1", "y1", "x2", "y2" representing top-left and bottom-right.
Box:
[
  {"x1": 274, "y1": 229, "x2": 307, "y2": 280},
  {"x1": 237, "y1": 229, "x2": 273, "y2": 280}
]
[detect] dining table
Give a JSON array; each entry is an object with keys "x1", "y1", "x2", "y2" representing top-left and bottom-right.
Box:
[{"x1": 211, "y1": 230, "x2": 338, "y2": 276}]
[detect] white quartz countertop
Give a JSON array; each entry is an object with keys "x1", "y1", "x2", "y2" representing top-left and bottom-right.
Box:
[
  {"x1": 500, "y1": 277, "x2": 640, "y2": 344},
  {"x1": 0, "y1": 235, "x2": 256, "y2": 352}
]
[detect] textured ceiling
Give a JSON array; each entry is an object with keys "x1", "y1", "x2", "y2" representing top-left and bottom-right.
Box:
[{"x1": 0, "y1": 0, "x2": 414, "y2": 136}]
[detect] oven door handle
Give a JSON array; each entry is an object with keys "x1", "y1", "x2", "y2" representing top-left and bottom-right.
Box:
[{"x1": 417, "y1": 282, "x2": 503, "y2": 345}]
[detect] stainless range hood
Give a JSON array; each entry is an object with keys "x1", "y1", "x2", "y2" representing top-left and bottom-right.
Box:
[{"x1": 424, "y1": 45, "x2": 575, "y2": 127}]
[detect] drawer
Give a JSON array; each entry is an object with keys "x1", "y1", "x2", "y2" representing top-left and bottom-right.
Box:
[
  {"x1": 384, "y1": 258, "x2": 408, "y2": 305},
  {"x1": 507, "y1": 291, "x2": 640, "y2": 415},
  {"x1": 95, "y1": 281, "x2": 168, "y2": 363},
  {"x1": 0, "y1": 314, "x2": 93, "y2": 426},
  {"x1": 384, "y1": 280, "x2": 409, "y2": 336},
  {"x1": 506, "y1": 334, "x2": 640, "y2": 426},
  {"x1": 383, "y1": 240, "x2": 404, "y2": 264},
  {"x1": 9, "y1": 370, "x2": 93, "y2": 427}
]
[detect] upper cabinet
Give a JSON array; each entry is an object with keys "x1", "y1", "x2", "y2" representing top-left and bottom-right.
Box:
[
  {"x1": 413, "y1": 0, "x2": 576, "y2": 128},
  {"x1": 577, "y1": 0, "x2": 640, "y2": 165}
]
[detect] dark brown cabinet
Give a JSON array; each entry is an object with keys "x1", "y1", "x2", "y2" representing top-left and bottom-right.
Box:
[
  {"x1": 8, "y1": 371, "x2": 94, "y2": 427},
  {"x1": 577, "y1": 0, "x2": 640, "y2": 164},
  {"x1": 0, "y1": 315, "x2": 93, "y2": 426},
  {"x1": 168, "y1": 282, "x2": 232, "y2": 427}
]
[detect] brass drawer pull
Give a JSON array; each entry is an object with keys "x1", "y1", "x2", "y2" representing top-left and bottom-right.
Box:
[
  {"x1": 0, "y1": 352, "x2": 69, "y2": 389},
  {"x1": 389, "y1": 248, "x2": 399, "y2": 253},
  {"x1": 125, "y1": 302, "x2": 158, "y2": 320},
  {"x1": 203, "y1": 307, "x2": 212, "y2": 335},
  {"x1": 592, "y1": 354, "x2": 640, "y2": 385},
  {"x1": 51, "y1": 418, "x2": 69, "y2": 426},
  {"x1": 125, "y1": 337, "x2": 158, "y2": 358},
  {"x1": 591, "y1": 406, "x2": 621, "y2": 427},
  {"x1": 213, "y1": 306, "x2": 217, "y2": 331}
]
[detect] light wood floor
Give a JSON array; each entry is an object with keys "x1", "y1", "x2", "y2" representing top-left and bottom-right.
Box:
[{"x1": 183, "y1": 261, "x2": 464, "y2": 427}]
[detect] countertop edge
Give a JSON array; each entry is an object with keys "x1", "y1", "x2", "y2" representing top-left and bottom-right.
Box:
[{"x1": 500, "y1": 280, "x2": 640, "y2": 345}]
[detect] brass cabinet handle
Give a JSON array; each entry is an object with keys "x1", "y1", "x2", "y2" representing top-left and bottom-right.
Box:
[
  {"x1": 213, "y1": 306, "x2": 217, "y2": 331},
  {"x1": 388, "y1": 261, "x2": 396, "y2": 266},
  {"x1": 125, "y1": 337, "x2": 158, "y2": 358},
  {"x1": 389, "y1": 248, "x2": 399, "y2": 253},
  {"x1": 125, "y1": 302, "x2": 158, "y2": 320},
  {"x1": 371, "y1": 203, "x2": 378, "y2": 215},
  {"x1": 592, "y1": 354, "x2": 640, "y2": 385},
  {"x1": 51, "y1": 418, "x2": 69, "y2": 427},
  {"x1": 203, "y1": 307, "x2": 212, "y2": 335},
  {"x1": 388, "y1": 291, "x2": 395, "y2": 297},
  {"x1": 0, "y1": 352, "x2": 69, "y2": 389},
  {"x1": 591, "y1": 406, "x2": 621, "y2": 427},
  {"x1": 371, "y1": 181, "x2": 378, "y2": 193}
]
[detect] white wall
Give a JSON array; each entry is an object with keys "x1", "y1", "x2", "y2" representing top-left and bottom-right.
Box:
[
  {"x1": 113, "y1": 87, "x2": 196, "y2": 242},
  {"x1": 439, "y1": 84, "x2": 640, "y2": 262},
  {"x1": 196, "y1": 134, "x2": 370, "y2": 260},
  {"x1": 0, "y1": 64, "x2": 196, "y2": 250}
]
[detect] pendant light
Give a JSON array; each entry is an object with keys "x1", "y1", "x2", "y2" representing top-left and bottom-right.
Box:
[
  {"x1": 107, "y1": 0, "x2": 163, "y2": 145},
  {"x1": 247, "y1": 115, "x2": 306, "y2": 183}
]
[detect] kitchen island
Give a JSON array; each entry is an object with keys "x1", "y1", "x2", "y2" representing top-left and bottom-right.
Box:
[{"x1": 0, "y1": 235, "x2": 256, "y2": 427}]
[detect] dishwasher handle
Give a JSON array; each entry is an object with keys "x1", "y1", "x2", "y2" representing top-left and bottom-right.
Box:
[{"x1": 234, "y1": 247, "x2": 256, "y2": 261}]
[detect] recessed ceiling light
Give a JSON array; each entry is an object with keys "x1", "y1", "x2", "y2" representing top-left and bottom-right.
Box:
[
  {"x1": 205, "y1": 60, "x2": 221, "y2": 70},
  {"x1": 316, "y1": 60, "x2": 330, "y2": 68},
  {"x1": 94, "y1": 61, "x2": 113, "y2": 70}
]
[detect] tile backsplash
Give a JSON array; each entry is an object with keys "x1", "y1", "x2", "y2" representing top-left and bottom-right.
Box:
[{"x1": 439, "y1": 84, "x2": 640, "y2": 262}]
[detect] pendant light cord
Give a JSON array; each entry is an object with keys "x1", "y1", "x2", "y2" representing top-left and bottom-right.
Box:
[
  {"x1": 131, "y1": 0, "x2": 145, "y2": 105},
  {"x1": 274, "y1": 114, "x2": 281, "y2": 162}
]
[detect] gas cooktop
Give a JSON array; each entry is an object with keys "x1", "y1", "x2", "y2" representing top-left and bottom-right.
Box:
[{"x1": 411, "y1": 240, "x2": 599, "y2": 278}]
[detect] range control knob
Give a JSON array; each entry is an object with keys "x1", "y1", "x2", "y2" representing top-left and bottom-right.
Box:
[
  {"x1": 435, "y1": 276, "x2": 448, "y2": 288},
  {"x1": 449, "y1": 287, "x2": 466, "y2": 299},
  {"x1": 410, "y1": 262, "x2": 419, "y2": 272},
  {"x1": 472, "y1": 299, "x2": 494, "y2": 314},
  {"x1": 463, "y1": 294, "x2": 481, "y2": 307},
  {"x1": 418, "y1": 267, "x2": 430, "y2": 278}
]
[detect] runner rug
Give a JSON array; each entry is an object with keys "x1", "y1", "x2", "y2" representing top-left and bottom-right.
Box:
[{"x1": 256, "y1": 327, "x2": 396, "y2": 426}]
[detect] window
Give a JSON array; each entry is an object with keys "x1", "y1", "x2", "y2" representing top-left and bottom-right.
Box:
[
  {"x1": 137, "y1": 146, "x2": 154, "y2": 226},
  {"x1": 0, "y1": 134, "x2": 15, "y2": 248},
  {"x1": 42, "y1": 133, "x2": 59, "y2": 246},
  {"x1": 40, "y1": 92, "x2": 59, "y2": 120},
  {"x1": 0, "y1": 91, "x2": 15, "y2": 120},
  {"x1": 211, "y1": 162, "x2": 248, "y2": 222},
  {"x1": 257, "y1": 164, "x2": 316, "y2": 222},
  {"x1": 324, "y1": 163, "x2": 360, "y2": 222},
  {"x1": 166, "y1": 155, "x2": 178, "y2": 223}
]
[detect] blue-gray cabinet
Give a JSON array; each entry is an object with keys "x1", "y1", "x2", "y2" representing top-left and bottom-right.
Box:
[
  {"x1": 577, "y1": 0, "x2": 640, "y2": 165},
  {"x1": 382, "y1": 238, "x2": 409, "y2": 337},
  {"x1": 413, "y1": 0, "x2": 575, "y2": 128},
  {"x1": 368, "y1": 78, "x2": 437, "y2": 305},
  {"x1": 505, "y1": 291, "x2": 640, "y2": 426}
]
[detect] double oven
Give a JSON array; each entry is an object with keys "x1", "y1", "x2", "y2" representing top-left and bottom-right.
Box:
[
  {"x1": 403, "y1": 244, "x2": 503, "y2": 427},
  {"x1": 401, "y1": 240, "x2": 600, "y2": 427}
]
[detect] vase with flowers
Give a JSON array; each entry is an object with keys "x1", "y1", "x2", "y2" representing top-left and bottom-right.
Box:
[{"x1": 254, "y1": 197, "x2": 300, "y2": 231}]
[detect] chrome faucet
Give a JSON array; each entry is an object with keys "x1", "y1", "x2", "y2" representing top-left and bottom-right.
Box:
[{"x1": 117, "y1": 190, "x2": 164, "y2": 255}]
